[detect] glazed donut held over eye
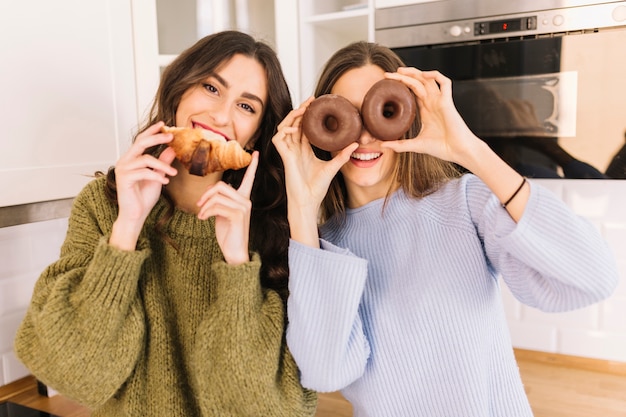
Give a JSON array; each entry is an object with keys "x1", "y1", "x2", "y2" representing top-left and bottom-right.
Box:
[
  {"x1": 301, "y1": 79, "x2": 418, "y2": 153},
  {"x1": 361, "y1": 79, "x2": 418, "y2": 141},
  {"x1": 301, "y1": 94, "x2": 362, "y2": 152}
]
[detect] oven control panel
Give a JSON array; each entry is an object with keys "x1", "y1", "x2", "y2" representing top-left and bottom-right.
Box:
[
  {"x1": 375, "y1": 1, "x2": 626, "y2": 48},
  {"x1": 474, "y1": 16, "x2": 537, "y2": 36}
]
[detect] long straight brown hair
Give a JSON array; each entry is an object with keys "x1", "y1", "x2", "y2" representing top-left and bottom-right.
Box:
[{"x1": 313, "y1": 41, "x2": 460, "y2": 223}]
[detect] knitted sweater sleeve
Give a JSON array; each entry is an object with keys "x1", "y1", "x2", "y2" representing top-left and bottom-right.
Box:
[
  {"x1": 286, "y1": 240, "x2": 370, "y2": 392},
  {"x1": 192, "y1": 255, "x2": 317, "y2": 416},
  {"x1": 465, "y1": 175, "x2": 619, "y2": 312},
  {"x1": 14, "y1": 179, "x2": 149, "y2": 408}
]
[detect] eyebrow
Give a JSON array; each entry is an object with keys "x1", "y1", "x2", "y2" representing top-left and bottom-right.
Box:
[{"x1": 212, "y1": 72, "x2": 265, "y2": 110}]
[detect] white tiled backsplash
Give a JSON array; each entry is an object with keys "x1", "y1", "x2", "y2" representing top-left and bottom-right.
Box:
[
  {"x1": 1, "y1": 180, "x2": 625, "y2": 386},
  {"x1": 1, "y1": 217, "x2": 68, "y2": 386}
]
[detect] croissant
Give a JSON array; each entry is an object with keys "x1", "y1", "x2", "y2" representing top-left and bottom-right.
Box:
[{"x1": 160, "y1": 126, "x2": 252, "y2": 176}]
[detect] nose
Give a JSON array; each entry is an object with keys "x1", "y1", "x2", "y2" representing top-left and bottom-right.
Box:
[
  {"x1": 357, "y1": 125, "x2": 376, "y2": 145},
  {"x1": 211, "y1": 103, "x2": 233, "y2": 126}
]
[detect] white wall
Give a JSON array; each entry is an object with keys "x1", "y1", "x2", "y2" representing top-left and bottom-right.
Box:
[
  {"x1": 0, "y1": 0, "x2": 137, "y2": 207},
  {"x1": 2, "y1": 180, "x2": 626, "y2": 386},
  {"x1": 0, "y1": 218, "x2": 68, "y2": 385}
]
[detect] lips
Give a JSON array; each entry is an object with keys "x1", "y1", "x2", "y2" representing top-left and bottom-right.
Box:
[
  {"x1": 351, "y1": 152, "x2": 382, "y2": 161},
  {"x1": 192, "y1": 121, "x2": 229, "y2": 141}
]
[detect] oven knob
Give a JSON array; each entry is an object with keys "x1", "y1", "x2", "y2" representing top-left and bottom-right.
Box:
[
  {"x1": 613, "y1": 5, "x2": 626, "y2": 22},
  {"x1": 552, "y1": 14, "x2": 564, "y2": 26},
  {"x1": 449, "y1": 25, "x2": 463, "y2": 37}
]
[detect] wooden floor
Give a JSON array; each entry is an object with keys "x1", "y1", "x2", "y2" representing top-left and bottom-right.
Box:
[{"x1": 1, "y1": 349, "x2": 625, "y2": 416}]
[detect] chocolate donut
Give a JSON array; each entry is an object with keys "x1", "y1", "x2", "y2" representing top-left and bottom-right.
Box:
[
  {"x1": 362, "y1": 79, "x2": 417, "y2": 141},
  {"x1": 302, "y1": 94, "x2": 362, "y2": 152}
]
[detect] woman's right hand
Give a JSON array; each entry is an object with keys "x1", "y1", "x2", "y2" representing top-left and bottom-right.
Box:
[
  {"x1": 272, "y1": 100, "x2": 357, "y2": 247},
  {"x1": 110, "y1": 121, "x2": 178, "y2": 250}
]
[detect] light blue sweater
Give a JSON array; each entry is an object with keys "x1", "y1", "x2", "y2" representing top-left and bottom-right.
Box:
[{"x1": 286, "y1": 174, "x2": 619, "y2": 417}]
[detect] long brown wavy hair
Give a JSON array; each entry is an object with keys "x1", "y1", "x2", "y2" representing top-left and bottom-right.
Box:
[
  {"x1": 103, "y1": 31, "x2": 293, "y2": 295},
  {"x1": 312, "y1": 41, "x2": 460, "y2": 223}
]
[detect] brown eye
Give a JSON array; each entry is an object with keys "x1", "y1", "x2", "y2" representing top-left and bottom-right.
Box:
[
  {"x1": 239, "y1": 103, "x2": 256, "y2": 114},
  {"x1": 203, "y1": 83, "x2": 218, "y2": 94}
]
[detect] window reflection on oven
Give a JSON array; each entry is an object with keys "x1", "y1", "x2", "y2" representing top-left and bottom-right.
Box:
[{"x1": 454, "y1": 72, "x2": 608, "y2": 179}]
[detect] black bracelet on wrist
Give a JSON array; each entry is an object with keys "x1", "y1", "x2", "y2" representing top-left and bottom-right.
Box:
[{"x1": 501, "y1": 177, "x2": 527, "y2": 209}]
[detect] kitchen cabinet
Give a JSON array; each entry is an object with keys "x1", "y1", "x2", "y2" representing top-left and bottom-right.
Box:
[
  {"x1": 279, "y1": 0, "x2": 374, "y2": 103},
  {"x1": 0, "y1": 0, "x2": 137, "y2": 207}
]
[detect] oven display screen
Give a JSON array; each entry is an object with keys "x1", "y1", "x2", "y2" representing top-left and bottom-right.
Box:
[
  {"x1": 491, "y1": 19, "x2": 521, "y2": 33},
  {"x1": 475, "y1": 16, "x2": 536, "y2": 35}
]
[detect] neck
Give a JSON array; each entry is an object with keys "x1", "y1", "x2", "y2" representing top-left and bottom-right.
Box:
[
  {"x1": 346, "y1": 181, "x2": 401, "y2": 209},
  {"x1": 165, "y1": 160, "x2": 222, "y2": 214}
]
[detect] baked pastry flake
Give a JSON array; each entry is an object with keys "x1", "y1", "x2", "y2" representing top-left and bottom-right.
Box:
[{"x1": 160, "y1": 126, "x2": 252, "y2": 175}]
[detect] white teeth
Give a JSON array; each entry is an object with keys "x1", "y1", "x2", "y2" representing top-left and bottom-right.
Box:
[{"x1": 351, "y1": 152, "x2": 381, "y2": 161}]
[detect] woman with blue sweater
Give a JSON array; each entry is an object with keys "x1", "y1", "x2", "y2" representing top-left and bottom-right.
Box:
[{"x1": 272, "y1": 41, "x2": 619, "y2": 416}]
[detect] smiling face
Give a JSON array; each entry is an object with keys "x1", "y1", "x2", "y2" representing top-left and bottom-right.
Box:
[
  {"x1": 175, "y1": 53, "x2": 268, "y2": 150},
  {"x1": 331, "y1": 65, "x2": 400, "y2": 207}
]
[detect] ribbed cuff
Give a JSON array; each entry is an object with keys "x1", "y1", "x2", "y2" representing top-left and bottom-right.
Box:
[{"x1": 77, "y1": 236, "x2": 150, "y2": 309}]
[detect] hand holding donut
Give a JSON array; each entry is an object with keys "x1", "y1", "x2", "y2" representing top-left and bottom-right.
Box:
[
  {"x1": 110, "y1": 122, "x2": 178, "y2": 251},
  {"x1": 275, "y1": 101, "x2": 356, "y2": 205},
  {"x1": 381, "y1": 68, "x2": 485, "y2": 168},
  {"x1": 301, "y1": 79, "x2": 418, "y2": 152},
  {"x1": 273, "y1": 101, "x2": 357, "y2": 247}
]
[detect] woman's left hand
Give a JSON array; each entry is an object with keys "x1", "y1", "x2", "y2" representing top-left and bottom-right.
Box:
[
  {"x1": 195, "y1": 151, "x2": 259, "y2": 265},
  {"x1": 381, "y1": 68, "x2": 485, "y2": 169},
  {"x1": 384, "y1": 67, "x2": 530, "y2": 221}
]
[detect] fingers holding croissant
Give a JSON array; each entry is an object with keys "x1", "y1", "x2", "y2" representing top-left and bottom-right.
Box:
[{"x1": 160, "y1": 126, "x2": 252, "y2": 176}]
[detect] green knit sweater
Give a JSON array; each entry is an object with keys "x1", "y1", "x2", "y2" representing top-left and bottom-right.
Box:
[{"x1": 14, "y1": 176, "x2": 317, "y2": 416}]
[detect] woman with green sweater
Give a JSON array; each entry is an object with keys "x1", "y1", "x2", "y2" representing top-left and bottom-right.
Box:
[{"x1": 14, "y1": 30, "x2": 316, "y2": 416}]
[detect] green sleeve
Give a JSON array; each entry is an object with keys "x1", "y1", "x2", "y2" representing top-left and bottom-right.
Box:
[
  {"x1": 14, "y1": 180, "x2": 149, "y2": 409},
  {"x1": 192, "y1": 254, "x2": 317, "y2": 416}
]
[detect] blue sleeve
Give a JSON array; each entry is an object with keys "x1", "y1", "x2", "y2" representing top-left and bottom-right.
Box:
[
  {"x1": 286, "y1": 239, "x2": 371, "y2": 392},
  {"x1": 465, "y1": 175, "x2": 619, "y2": 312}
]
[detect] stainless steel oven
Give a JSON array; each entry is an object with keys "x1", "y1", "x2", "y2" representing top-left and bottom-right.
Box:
[{"x1": 376, "y1": 0, "x2": 626, "y2": 179}]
